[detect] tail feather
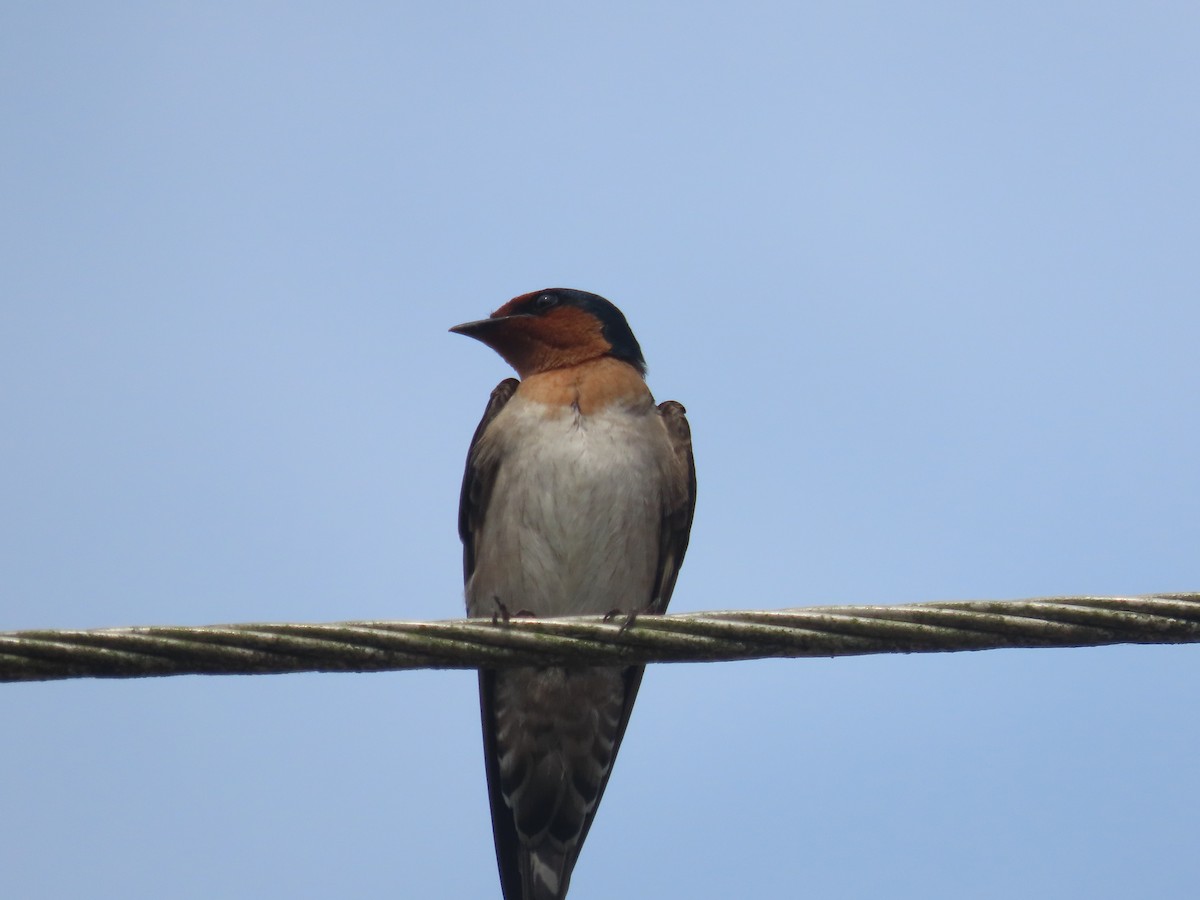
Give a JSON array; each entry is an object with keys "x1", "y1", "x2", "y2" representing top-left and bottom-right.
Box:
[
  {"x1": 520, "y1": 846, "x2": 570, "y2": 900},
  {"x1": 481, "y1": 664, "x2": 645, "y2": 900}
]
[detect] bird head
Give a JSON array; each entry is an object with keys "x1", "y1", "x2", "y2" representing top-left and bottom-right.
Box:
[{"x1": 450, "y1": 288, "x2": 646, "y2": 379}]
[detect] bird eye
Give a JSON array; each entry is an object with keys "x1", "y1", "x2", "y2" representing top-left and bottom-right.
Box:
[{"x1": 533, "y1": 293, "x2": 558, "y2": 312}]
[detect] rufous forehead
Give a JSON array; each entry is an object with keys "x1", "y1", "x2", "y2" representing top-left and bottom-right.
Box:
[{"x1": 492, "y1": 291, "x2": 541, "y2": 318}]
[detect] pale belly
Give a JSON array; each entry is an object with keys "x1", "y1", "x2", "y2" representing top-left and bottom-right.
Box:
[{"x1": 466, "y1": 401, "x2": 665, "y2": 618}]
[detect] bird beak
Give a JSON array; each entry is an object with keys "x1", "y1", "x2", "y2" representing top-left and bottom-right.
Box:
[
  {"x1": 449, "y1": 314, "x2": 527, "y2": 341},
  {"x1": 449, "y1": 317, "x2": 497, "y2": 339}
]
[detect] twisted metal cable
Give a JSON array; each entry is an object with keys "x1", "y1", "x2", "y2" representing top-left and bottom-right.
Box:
[{"x1": 2, "y1": 593, "x2": 1197, "y2": 684}]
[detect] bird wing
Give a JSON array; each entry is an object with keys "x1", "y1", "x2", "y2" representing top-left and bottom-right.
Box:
[
  {"x1": 459, "y1": 377, "x2": 519, "y2": 581},
  {"x1": 562, "y1": 399, "x2": 697, "y2": 857},
  {"x1": 458, "y1": 378, "x2": 530, "y2": 899},
  {"x1": 650, "y1": 399, "x2": 698, "y2": 613}
]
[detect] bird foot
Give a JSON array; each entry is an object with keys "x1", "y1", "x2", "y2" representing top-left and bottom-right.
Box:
[
  {"x1": 491, "y1": 598, "x2": 537, "y2": 625},
  {"x1": 604, "y1": 608, "x2": 639, "y2": 634},
  {"x1": 491, "y1": 597, "x2": 510, "y2": 625}
]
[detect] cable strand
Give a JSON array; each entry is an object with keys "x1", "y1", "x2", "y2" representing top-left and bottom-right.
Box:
[{"x1": 1, "y1": 593, "x2": 1197, "y2": 683}]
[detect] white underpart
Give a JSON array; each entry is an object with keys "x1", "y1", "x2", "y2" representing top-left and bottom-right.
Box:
[{"x1": 467, "y1": 394, "x2": 668, "y2": 618}]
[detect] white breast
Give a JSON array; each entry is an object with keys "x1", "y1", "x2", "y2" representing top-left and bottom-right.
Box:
[{"x1": 467, "y1": 396, "x2": 668, "y2": 618}]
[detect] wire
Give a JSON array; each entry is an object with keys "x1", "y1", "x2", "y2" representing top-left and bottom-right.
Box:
[{"x1": 2, "y1": 593, "x2": 1197, "y2": 684}]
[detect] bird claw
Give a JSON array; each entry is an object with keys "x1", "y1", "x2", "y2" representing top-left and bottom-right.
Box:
[
  {"x1": 491, "y1": 598, "x2": 537, "y2": 625},
  {"x1": 491, "y1": 597, "x2": 511, "y2": 625},
  {"x1": 604, "y1": 608, "x2": 639, "y2": 634}
]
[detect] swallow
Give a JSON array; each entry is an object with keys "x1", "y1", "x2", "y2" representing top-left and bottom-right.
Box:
[{"x1": 452, "y1": 288, "x2": 696, "y2": 900}]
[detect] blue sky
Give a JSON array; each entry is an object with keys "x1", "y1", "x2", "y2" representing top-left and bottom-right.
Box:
[{"x1": 2, "y1": 4, "x2": 1198, "y2": 898}]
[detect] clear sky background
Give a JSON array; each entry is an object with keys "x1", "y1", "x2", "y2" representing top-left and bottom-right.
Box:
[{"x1": 2, "y1": 4, "x2": 1198, "y2": 898}]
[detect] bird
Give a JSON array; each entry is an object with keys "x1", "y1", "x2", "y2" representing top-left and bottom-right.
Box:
[{"x1": 451, "y1": 288, "x2": 696, "y2": 900}]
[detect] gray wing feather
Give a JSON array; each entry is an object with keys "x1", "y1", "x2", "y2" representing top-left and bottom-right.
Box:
[
  {"x1": 459, "y1": 378, "x2": 528, "y2": 899},
  {"x1": 459, "y1": 378, "x2": 519, "y2": 582},
  {"x1": 651, "y1": 399, "x2": 697, "y2": 612}
]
